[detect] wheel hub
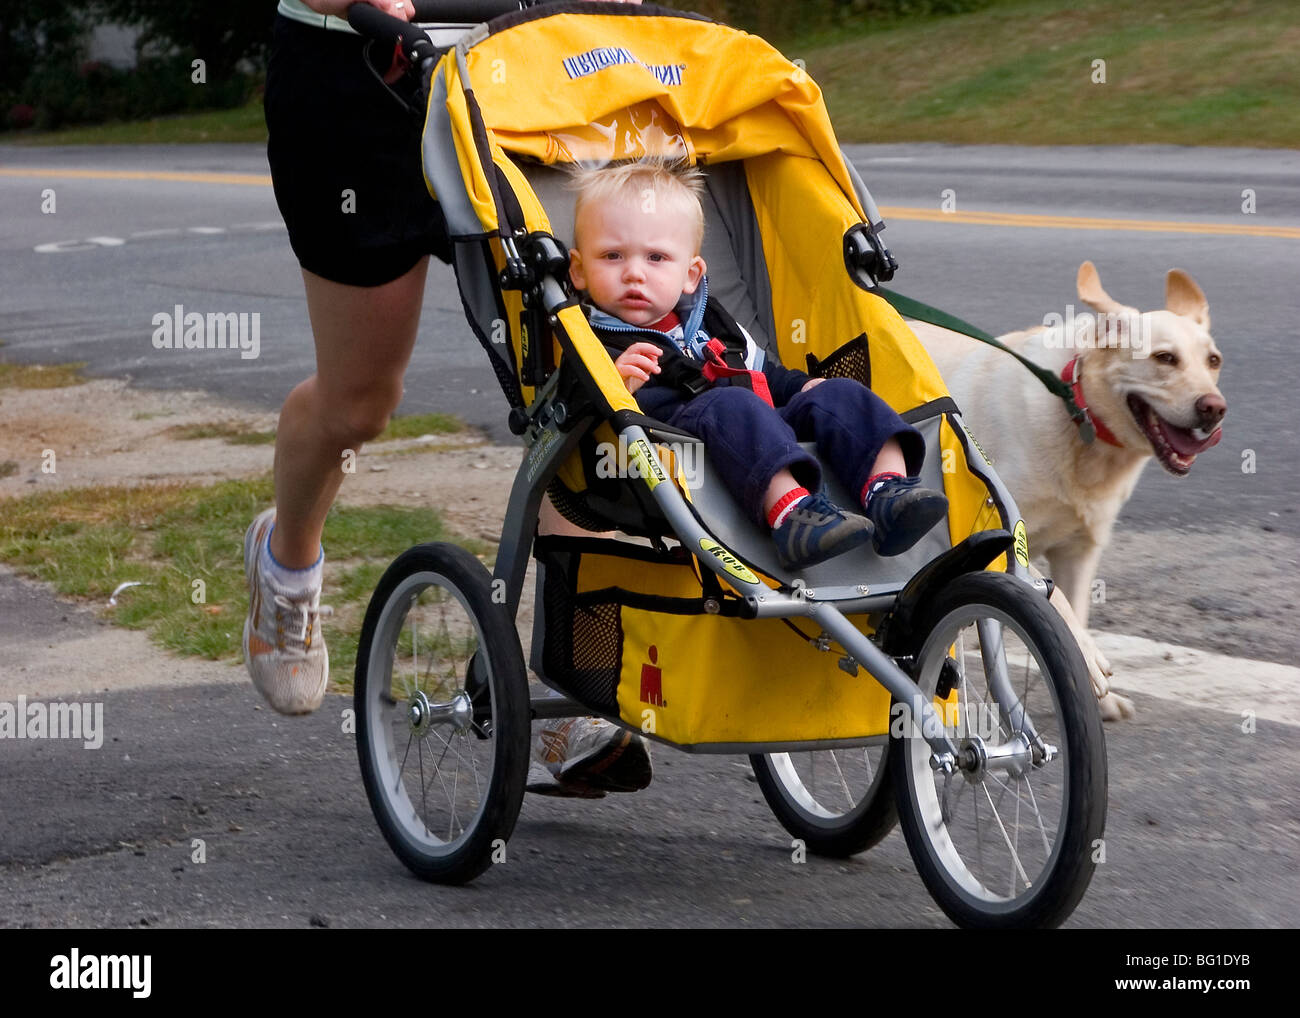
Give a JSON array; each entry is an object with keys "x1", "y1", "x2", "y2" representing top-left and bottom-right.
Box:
[
  {"x1": 407, "y1": 689, "x2": 475, "y2": 738},
  {"x1": 956, "y1": 732, "x2": 1034, "y2": 781}
]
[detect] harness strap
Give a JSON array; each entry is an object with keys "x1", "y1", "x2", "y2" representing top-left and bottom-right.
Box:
[
  {"x1": 880, "y1": 287, "x2": 1099, "y2": 444},
  {"x1": 700, "y1": 338, "x2": 773, "y2": 407}
]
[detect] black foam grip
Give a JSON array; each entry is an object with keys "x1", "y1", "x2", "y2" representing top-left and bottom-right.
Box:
[{"x1": 346, "y1": 3, "x2": 431, "y2": 53}]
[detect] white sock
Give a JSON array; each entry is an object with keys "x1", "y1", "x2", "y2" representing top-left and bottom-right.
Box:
[{"x1": 260, "y1": 524, "x2": 323, "y2": 597}]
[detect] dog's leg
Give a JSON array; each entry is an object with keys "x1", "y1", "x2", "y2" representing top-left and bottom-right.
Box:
[
  {"x1": 1045, "y1": 542, "x2": 1104, "y2": 629},
  {"x1": 1030, "y1": 562, "x2": 1135, "y2": 721}
]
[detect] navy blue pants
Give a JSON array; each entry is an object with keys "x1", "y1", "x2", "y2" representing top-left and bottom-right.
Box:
[{"x1": 661, "y1": 379, "x2": 926, "y2": 526}]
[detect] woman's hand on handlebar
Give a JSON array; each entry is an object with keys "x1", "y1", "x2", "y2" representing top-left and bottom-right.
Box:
[{"x1": 300, "y1": 0, "x2": 415, "y2": 22}]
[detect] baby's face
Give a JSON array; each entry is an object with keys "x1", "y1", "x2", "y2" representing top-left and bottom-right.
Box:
[{"x1": 570, "y1": 197, "x2": 704, "y2": 327}]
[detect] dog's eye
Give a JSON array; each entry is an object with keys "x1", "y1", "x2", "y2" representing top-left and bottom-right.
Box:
[
  {"x1": 1208, "y1": 353, "x2": 1222, "y2": 368},
  {"x1": 1154, "y1": 351, "x2": 1178, "y2": 366}
]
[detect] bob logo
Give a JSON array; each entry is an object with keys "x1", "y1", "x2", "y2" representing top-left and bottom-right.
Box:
[
  {"x1": 698, "y1": 539, "x2": 758, "y2": 585},
  {"x1": 628, "y1": 439, "x2": 667, "y2": 489},
  {"x1": 1013, "y1": 520, "x2": 1030, "y2": 567},
  {"x1": 561, "y1": 47, "x2": 685, "y2": 86}
]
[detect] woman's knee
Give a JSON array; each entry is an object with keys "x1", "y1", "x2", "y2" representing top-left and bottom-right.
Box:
[{"x1": 320, "y1": 379, "x2": 405, "y2": 446}]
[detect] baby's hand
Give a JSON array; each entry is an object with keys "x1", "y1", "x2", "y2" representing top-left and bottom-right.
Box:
[
  {"x1": 801, "y1": 377, "x2": 826, "y2": 392},
  {"x1": 614, "y1": 342, "x2": 662, "y2": 394}
]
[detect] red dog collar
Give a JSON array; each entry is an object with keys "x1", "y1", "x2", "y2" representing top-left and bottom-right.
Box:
[{"x1": 1061, "y1": 357, "x2": 1123, "y2": 448}]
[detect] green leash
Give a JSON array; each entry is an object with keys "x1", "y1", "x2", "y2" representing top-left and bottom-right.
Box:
[{"x1": 879, "y1": 287, "x2": 1097, "y2": 443}]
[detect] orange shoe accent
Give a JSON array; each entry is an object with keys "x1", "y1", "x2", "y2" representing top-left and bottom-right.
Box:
[{"x1": 247, "y1": 633, "x2": 276, "y2": 656}]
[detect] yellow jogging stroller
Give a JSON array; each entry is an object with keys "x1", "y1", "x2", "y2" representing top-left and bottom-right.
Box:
[{"x1": 347, "y1": 1, "x2": 1107, "y2": 929}]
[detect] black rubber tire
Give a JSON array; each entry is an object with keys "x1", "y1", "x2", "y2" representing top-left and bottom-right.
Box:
[
  {"x1": 749, "y1": 747, "x2": 897, "y2": 857},
  {"x1": 355, "y1": 543, "x2": 529, "y2": 884},
  {"x1": 889, "y1": 571, "x2": 1107, "y2": 928}
]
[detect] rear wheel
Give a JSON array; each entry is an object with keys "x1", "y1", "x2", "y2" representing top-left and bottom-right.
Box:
[
  {"x1": 355, "y1": 543, "x2": 529, "y2": 884},
  {"x1": 750, "y1": 744, "x2": 896, "y2": 857},
  {"x1": 890, "y1": 571, "x2": 1107, "y2": 928}
]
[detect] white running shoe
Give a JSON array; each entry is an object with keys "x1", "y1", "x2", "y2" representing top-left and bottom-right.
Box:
[
  {"x1": 526, "y1": 717, "x2": 653, "y2": 797},
  {"x1": 242, "y1": 508, "x2": 332, "y2": 715}
]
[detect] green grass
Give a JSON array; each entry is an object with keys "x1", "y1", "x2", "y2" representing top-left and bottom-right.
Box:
[
  {"x1": 11, "y1": 101, "x2": 269, "y2": 146},
  {"x1": 0, "y1": 360, "x2": 87, "y2": 389},
  {"x1": 375, "y1": 412, "x2": 465, "y2": 441},
  {"x1": 155, "y1": 413, "x2": 461, "y2": 447},
  {"x1": 161, "y1": 421, "x2": 277, "y2": 445},
  {"x1": 0, "y1": 476, "x2": 489, "y2": 692},
  {"x1": 797, "y1": 0, "x2": 1300, "y2": 146}
]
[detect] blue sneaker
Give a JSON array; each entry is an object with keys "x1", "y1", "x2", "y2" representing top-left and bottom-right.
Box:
[
  {"x1": 866, "y1": 476, "x2": 949, "y2": 557},
  {"x1": 772, "y1": 491, "x2": 874, "y2": 571}
]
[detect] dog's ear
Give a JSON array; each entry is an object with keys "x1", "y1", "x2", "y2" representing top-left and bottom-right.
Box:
[
  {"x1": 1077, "y1": 261, "x2": 1128, "y2": 316},
  {"x1": 1166, "y1": 269, "x2": 1210, "y2": 330}
]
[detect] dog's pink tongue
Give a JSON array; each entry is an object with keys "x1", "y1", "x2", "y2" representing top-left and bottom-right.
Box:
[{"x1": 1160, "y1": 419, "x2": 1222, "y2": 456}]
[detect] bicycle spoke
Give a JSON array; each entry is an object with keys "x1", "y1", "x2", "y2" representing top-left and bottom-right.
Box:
[
  {"x1": 981, "y1": 780, "x2": 1031, "y2": 888},
  {"x1": 829, "y1": 752, "x2": 855, "y2": 809}
]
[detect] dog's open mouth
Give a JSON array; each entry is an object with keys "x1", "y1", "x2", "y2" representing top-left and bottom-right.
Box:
[{"x1": 1126, "y1": 394, "x2": 1222, "y2": 476}]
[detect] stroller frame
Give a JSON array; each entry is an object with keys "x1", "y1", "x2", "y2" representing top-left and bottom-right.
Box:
[{"x1": 347, "y1": 1, "x2": 1108, "y2": 929}]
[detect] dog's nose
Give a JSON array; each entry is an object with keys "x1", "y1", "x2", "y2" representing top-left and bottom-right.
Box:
[{"x1": 1196, "y1": 393, "x2": 1227, "y2": 428}]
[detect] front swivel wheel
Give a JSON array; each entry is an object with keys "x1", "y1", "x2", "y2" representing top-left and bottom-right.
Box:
[
  {"x1": 890, "y1": 571, "x2": 1107, "y2": 928},
  {"x1": 355, "y1": 543, "x2": 529, "y2": 884}
]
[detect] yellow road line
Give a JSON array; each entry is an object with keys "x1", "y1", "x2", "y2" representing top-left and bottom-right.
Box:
[
  {"x1": 879, "y1": 205, "x2": 1300, "y2": 239},
  {"x1": 0, "y1": 167, "x2": 272, "y2": 186},
  {"x1": 3, "y1": 167, "x2": 1296, "y2": 238}
]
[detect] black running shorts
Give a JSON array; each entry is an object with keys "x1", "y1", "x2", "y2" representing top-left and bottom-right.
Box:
[{"x1": 264, "y1": 14, "x2": 452, "y2": 287}]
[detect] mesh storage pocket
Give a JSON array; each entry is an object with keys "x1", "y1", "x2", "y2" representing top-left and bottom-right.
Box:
[
  {"x1": 534, "y1": 536, "x2": 718, "y2": 716},
  {"x1": 806, "y1": 333, "x2": 871, "y2": 387},
  {"x1": 541, "y1": 566, "x2": 623, "y2": 715}
]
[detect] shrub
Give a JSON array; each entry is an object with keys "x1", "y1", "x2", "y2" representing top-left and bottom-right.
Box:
[{"x1": 16, "y1": 54, "x2": 256, "y2": 132}]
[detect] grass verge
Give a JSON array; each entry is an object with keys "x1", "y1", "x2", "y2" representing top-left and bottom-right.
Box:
[
  {"x1": 0, "y1": 361, "x2": 87, "y2": 389},
  {"x1": 157, "y1": 412, "x2": 462, "y2": 447},
  {"x1": 161, "y1": 421, "x2": 277, "y2": 445},
  {"x1": 9, "y1": 101, "x2": 270, "y2": 147},
  {"x1": 799, "y1": 0, "x2": 1300, "y2": 147},
  {"x1": 0, "y1": 475, "x2": 490, "y2": 690},
  {"x1": 376, "y1": 412, "x2": 464, "y2": 441}
]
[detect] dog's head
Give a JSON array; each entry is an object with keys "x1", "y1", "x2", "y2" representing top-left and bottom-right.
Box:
[{"x1": 1072, "y1": 261, "x2": 1225, "y2": 476}]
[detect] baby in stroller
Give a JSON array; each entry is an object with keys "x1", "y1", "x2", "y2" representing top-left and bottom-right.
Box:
[{"x1": 567, "y1": 160, "x2": 950, "y2": 571}]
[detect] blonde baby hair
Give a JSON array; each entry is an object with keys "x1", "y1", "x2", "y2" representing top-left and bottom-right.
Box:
[{"x1": 569, "y1": 158, "x2": 707, "y2": 253}]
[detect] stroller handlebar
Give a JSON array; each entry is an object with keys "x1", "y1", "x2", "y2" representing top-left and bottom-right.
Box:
[{"x1": 346, "y1": 0, "x2": 526, "y2": 53}]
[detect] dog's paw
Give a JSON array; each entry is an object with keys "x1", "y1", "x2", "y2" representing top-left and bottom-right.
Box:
[{"x1": 1097, "y1": 690, "x2": 1136, "y2": 722}]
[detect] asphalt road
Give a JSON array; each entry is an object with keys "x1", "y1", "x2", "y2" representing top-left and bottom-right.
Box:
[
  {"x1": 0, "y1": 662, "x2": 1295, "y2": 930},
  {"x1": 1, "y1": 142, "x2": 1298, "y2": 929}
]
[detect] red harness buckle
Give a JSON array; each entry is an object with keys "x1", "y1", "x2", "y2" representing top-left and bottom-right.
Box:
[{"x1": 700, "y1": 338, "x2": 773, "y2": 407}]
